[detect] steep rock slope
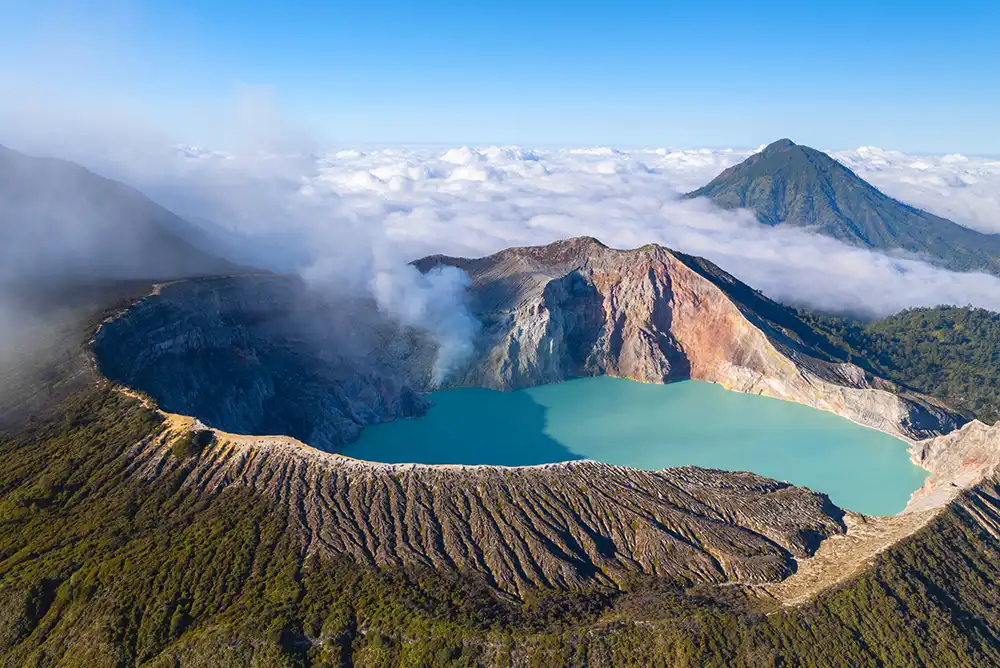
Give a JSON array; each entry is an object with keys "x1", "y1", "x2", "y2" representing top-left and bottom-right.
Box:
[
  {"x1": 97, "y1": 239, "x2": 961, "y2": 452},
  {"x1": 95, "y1": 276, "x2": 434, "y2": 450},
  {"x1": 419, "y1": 236, "x2": 959, "y2": 440},
  {"x1": 908, "y1": 419, "x2": 1000, "y2": 510},
  {"x1": 684, "y1": 138, "x2": 1000, "y2": 274}
]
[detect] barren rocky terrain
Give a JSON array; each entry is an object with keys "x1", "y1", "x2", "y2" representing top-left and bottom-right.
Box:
[{"x1": 128, "y1": 409, "x2": 848, "y2": 596}]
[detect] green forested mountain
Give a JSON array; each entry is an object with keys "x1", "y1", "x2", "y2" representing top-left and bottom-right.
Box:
[
  {"x1": 685, "y1": 139, "x2": 1000, "y2": 275},
  {"x1": 804, "y1": 305, "x2": 1000, "y2": 424}
]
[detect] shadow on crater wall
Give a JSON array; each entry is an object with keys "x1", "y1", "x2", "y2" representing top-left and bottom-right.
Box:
[
  {"x1": 94, "y1": 276, "x2": 434, "y2": 451},
  {"x1": 342, "y1": 386, "x2": 582, "y2": 466}
]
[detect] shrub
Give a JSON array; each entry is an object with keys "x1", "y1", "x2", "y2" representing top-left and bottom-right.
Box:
[{"x1": 170, "y1": 429, "x2": 214, "y2": 460}]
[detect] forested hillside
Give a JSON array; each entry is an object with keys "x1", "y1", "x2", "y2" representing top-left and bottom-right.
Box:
[
  {"x1": 803, "y1": 306, "x2": 1000, "y2": 424},
  {"x1": 2, "y1": 384, "x2": 1000, "y2": 666}
]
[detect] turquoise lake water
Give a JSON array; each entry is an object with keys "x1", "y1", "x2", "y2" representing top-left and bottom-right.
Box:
[{"x1": 342, "y1": 377, "x2": 928, "y2": 515}]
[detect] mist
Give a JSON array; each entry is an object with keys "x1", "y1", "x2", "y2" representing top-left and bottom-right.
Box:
[
  {"x1": 72, "y1": 135, "x2": 1000, "y2": 320},
  {"x1": 5, "y1": 88, "x2": 1000, "y2": 400},
  {"x1": 0, "y1": 104, "x2": 485, "y2": 391}
]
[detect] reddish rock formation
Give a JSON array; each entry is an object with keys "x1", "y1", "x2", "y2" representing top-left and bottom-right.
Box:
[{"x1": 421, "y1": 237, "x2": 958, "y2": 440}]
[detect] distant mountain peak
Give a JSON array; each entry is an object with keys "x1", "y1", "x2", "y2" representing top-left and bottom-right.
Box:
[
  {"x1": 764, "y1": 138, "x2": 797, "y2": 150},
  {"x1": 685, "y1": 139, "x2": 1000, "y2": 276}
]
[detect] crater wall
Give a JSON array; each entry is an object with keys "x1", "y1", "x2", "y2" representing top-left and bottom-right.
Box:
[{"x1": 95, "y1": 276, "x2": 434, "y2": 451}]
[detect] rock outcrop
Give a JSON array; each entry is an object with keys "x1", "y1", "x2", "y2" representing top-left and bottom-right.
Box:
[
  {"x1": 907, "y1": 420, "x2": 1000, "y2": 510},
  {"x1": 95, "y1": 276, "x2": 435, "y2": 450},
  {"x1": 420, "y1": 237, "x2": 959, "y2": 440}
]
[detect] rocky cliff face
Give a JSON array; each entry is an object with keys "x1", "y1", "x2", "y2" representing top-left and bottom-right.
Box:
[
  {"x1": 95, "y1": 276, "x2": 435, "y2": 451},
  {"x1": 908, "y1": 420, "x2": 1000, "y2": 510},
  {"x1": 420, "y1": 236, "x2": 959, "y2": 441},
  {"x1": 97, "y1": 238, "x2": 960, "y2": 454}
]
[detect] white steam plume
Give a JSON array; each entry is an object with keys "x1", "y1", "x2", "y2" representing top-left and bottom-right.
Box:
[
  {"x1": 297, "y1": 209, "x2": 480, "y2": 386},
  {"x1": 371, "y1": 265, "x2": 479, "y2": 385}
]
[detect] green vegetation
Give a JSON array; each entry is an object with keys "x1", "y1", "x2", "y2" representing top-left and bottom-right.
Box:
[
  {"x1": 803, "y1": 305, "x2": 1000, "y2": 423},
  {"x1": 686, "y1": 138, "x2": 1000, "y2": 276},
  {"x1": 4, "y1": 282, "x2": 1000, "y2": 665},
  {"x1": 171, "y1": 429, "x2": 215, "y2": 460},
  {"x1": 2, "y1": 383, "x2": 1000, "y2": 666},
  {"x1": 0, "y1": 279, "x2": 154, "y2": 430}
]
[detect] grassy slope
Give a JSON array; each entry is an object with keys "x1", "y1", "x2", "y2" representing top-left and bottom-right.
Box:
[
  {"x1": 2, "y1": 385, "x2": 1000, "y2": 667},
  {"x1": 2, "y1": 283, "x2": 1000, "y2": 666}
]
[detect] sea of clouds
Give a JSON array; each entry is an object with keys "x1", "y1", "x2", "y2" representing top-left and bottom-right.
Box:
[
  {"x1": 832, "y1": 146, "x2": 1000, "y2": 235},
  {"x1": 4, "y1": 132, "x2": 1000, "y2": 387},
  {"x1": 89, "y1": 141, "x2": 1000, "y2": 319}
]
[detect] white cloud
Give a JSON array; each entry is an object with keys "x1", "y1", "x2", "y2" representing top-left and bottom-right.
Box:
[
  {"x1": 71, "y1": 141, "x2": 998, "y2": 320},
  {"x1": 830, "y1": 146, "x2": 1000, "y2": 234},
  {"x1": 8, "y1": 120, "x2": 1000, "y2": 322}
]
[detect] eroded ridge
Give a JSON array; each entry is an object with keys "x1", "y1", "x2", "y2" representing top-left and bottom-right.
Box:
[
  {"x1": 129, "y1": 420, "x2": 845, "y2": 597},
  {"x1": 955, "y1": 480, "x2": 1000, "y2": 542}
]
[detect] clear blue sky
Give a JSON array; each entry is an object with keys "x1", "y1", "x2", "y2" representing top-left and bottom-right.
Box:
[{"x1": 1, "y1": 0, "x2": 998, "y2": 153}]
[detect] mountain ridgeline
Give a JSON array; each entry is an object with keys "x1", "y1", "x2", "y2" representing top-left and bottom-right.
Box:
[
  {"x1": 686, "y1": 138, "x2": 1000, "y2": 275},
  {"x1": 6, "y1": 237, "x2": 1000, "y2": 665},
  {"x1": 99, "y1": 237, "x2": 962, "y2": 457},
  {"x1": 0, "y1": 144, "x2": 251, "y2": 427},
  {"x1": 0, "y1": 144, "x2": 244, "y2": 286}
]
